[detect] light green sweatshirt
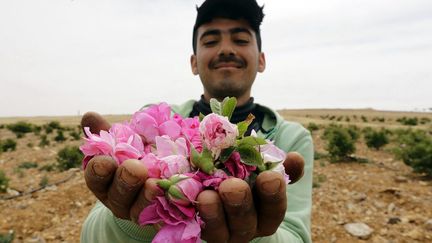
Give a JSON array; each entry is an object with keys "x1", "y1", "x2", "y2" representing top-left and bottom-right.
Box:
[{"x1": 81, "y1": 100, "x2": 314, "y2": 243}]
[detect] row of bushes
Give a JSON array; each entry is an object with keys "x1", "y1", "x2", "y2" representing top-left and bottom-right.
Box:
[
  {"x1": 313, "y1": 115, "x2": 431, "y2": 126},
  {"x1": 1, "y1": 121, "x2": 82, "y2": 139},
  {"x1": 0, "y1": 145, "x2": 83, "y2": 193},
  {"x1": 318, "y1": 124, "x2": 431, "y2": 176}
]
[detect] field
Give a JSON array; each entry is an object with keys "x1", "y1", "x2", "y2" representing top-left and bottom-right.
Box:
[{"x1": 1, "y1": 109, "x2": 431, "y2": 242}]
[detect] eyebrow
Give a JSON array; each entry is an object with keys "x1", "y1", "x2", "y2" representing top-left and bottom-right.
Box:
[{"x1": 199, "y1": 27, "x2": 253, "y2": 41}]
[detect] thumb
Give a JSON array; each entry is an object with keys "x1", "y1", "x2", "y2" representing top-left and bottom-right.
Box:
[
  {"x1": 81, "y1": 111, "x2": 111, "y2": 135},
  {"x1": 283, "y1": 152, "x2": 305, "y2": 184}
]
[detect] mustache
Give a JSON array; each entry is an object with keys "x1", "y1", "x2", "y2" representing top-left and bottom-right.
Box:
[{"x1": 209, "y1": 55, "x2": 246, "y2": 69}]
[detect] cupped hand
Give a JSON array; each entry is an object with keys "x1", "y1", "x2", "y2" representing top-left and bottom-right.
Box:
[
  {"x1": 197, "y1": 152, "x2": 305, "y2": 243},
  {"x1": 81, "y1": 112, "x2": 163, "y2": 222}
]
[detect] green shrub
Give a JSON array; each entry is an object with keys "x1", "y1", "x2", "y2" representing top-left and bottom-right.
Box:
[
  {"x1": 39, "y1": 164, "x2": 55, "y2": 172},
  {"x1": 307, "y1": 122, "x2": 319, "y2": 132},
  {"x1": 420, "y1": 117, "x2": 431, "y2": 124},
  {"x1": 56, "y1": 146, "x2": 83, "y2": 171},
  {"x1": 364, "y1": 129, "x2": 389, "y2": 150},
  {"x1": 54, "y1": 130, "x2": 66, "y2": 142},
  {"x1": 0, "y1": 124, "x2": 4, "y2": 129},
  {"x1": 18, "y1": 162, "x2": 38, "y2": 169},
  {"x1": 39, "y1": 135, "x2": 50, "y2": 147},
  {"x1": 0, "y1": 231, "x2": 14, "y2": 243},
  {"x1": 396, "y1": 117, "x2": 418, "y2": 126},
  {"x1": 324, "y1": 126, "x2": 356, "y2": 161},
  {"x1": 6, "y1": 121, "x2": 33, "y2": 138},
  {"x1": 361, "y1": 115, "x2": 368, "y2": 122},
  {"x1": 33, "y1": 125, "x2": 42, "y2": 135},
  {"x1": 39, "y1": 175, "x2": 49, "y2": 187},
  {"x1": 395, "y1": 130, "x2": 432, "y2": 176},
  {"x1": 46, "y1": 121, "x2": 62, "y2": 130},
  {"x1": 1, "y1": 139, "x2": 17, "y2": 152},
  {"x1": 69, "y1": 131, "x2": 81, "y2": 140},
  {"x1": 0, "y1": 170, "x2": 9, "y2": 193},
  {"x1": 345, "y1": 116, "x2": 350, "y2": 122},
  {"x1": 346, "y1": 125, "x2": 360, "y2": 142}
]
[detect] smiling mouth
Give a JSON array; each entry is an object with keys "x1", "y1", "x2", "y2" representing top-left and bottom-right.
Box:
[{"x1": 213, "y1": 62, "x2": 243, "y2": 69}]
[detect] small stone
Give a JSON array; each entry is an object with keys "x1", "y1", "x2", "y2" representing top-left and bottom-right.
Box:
[
  {"x1": 387, "y1": 203, "x2": 395, "y2": 213},
  {"x1": 387, "y1": 217, "x2": 401, "y2": 224},
  {"x1": 373, "y1": 201, "x2": 386, "y2": 209},
  {"x1": 425, "y1": 219, "x2": 432, "y2": 231},
  {"x1": 352, "y1": 192, "x2": 367, "y2": 202},
  {"x1": 6, "y1": 188, "x2": 20, "y2": 196},
  {"x1": 344, "y1": 222, "x2": 373, "y2": 240},
  {"x1": 27, "y1": 236, "x2": 46, "y2": 243},
  {"x1": 394, "y1": 176, "x2": 408, "y2": 183}
]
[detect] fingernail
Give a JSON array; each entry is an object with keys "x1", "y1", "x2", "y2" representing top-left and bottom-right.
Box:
[
  {"x1": 222, "y1": 191, "x2": 246, "y2": 206},
  {"x1": 120, "y1": 168, "x2": 140, "y2": 185},
  {"x1": 198, "y1": 203, "x2": 219, "y2": 219},
  {"x1": 262, "y1": 179, "x2": 281, "y2": 195},
  {"x1": 92, "y1": 162, "x2": 110, "y2": 177}
]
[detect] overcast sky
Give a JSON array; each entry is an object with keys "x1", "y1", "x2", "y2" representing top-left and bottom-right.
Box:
[{"x1": 0, "y1": 0, "x2": 431, "y2": 117}]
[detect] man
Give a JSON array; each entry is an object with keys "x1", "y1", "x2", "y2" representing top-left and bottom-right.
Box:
[{"x1": 80, "y1": 0, "x2": 313, "y2": 242}]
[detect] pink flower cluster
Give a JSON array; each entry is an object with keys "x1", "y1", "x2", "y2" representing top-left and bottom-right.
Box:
[{"x1": 80, "y1": 102, "x2": 289, "y2": 243}]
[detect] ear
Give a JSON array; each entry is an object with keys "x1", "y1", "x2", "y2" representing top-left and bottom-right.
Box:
[
  {"x1": 258, "y1": 52, "x2": 266, "y2": 73},
  {"x1": 190, "y1": 54, "x2": 198, "y2": 75}
]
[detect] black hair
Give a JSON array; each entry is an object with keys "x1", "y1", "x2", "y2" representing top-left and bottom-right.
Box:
[{"x1": 192, "y1": 0, "x2": 264, "y2": 54}]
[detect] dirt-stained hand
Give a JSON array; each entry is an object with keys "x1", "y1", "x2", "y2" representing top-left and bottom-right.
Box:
[
  {"x1": 81, "y1": 112, "x2": 163, "y2": 222},
  {"x1": 197, "y1": 152, "x2": 305, "y2": 243}
]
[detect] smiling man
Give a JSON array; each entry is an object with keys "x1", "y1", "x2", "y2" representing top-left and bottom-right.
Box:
[{"x1": 80, "y1": 0, "x2": 313, "y2": 242}]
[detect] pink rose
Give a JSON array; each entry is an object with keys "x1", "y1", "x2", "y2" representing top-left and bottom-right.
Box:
[
  {"x1": 80, "y1": 127, "x2": 116, "y2": 168},
  {"x1": 130, "y1": 103, "x2": 181, "y2": 144},
  {"x1": 140, "y1": 153, "x2": 161, "y2": 178},
  {"x1": 260, "y1": 142, "x2": 286, "y2": 164},
  {"x1": 180, "y1": 117, "x2": 202, "y2": 152},
  {"x1": 168, "y1": 176, "x2": 203, "y2": 207},
  {"x1": 196, "y1": 170, "x2": 229, "y2": 190},
  {"x1": 199, "y1": 114, "x2": 238, "y2": 158},
  {"x1": 159, "y1": 155, "x2": 191, "y2": 178},
  {"x1": 224, "y1": 152, "x2": 256, "y2": 180}
]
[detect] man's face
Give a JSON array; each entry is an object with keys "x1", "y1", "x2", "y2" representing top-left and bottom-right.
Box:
[{"x1": 190, "y1": 18, "x2": 266, "y2": 103}]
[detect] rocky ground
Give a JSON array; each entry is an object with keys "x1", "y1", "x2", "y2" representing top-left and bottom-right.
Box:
[{"x1": 0, "y1": 111, "x2": 431, "y2": 242}]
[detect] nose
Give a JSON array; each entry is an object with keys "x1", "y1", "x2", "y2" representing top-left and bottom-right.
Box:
[{"x1": 217, "y1": 38, "x2": 236, "y2": 56}]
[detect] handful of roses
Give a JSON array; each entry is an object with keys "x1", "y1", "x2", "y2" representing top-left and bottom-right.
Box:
[{"x1": 80, "y1": 97, "x2": 303, "y2": 243}]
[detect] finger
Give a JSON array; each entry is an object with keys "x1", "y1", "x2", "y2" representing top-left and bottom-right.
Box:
[
  {"x1": 197, "y1": 190, "x2": 229, "y2": 243},
  {"x1": 255, "y1": 171, "x2": 287, "y2": 237},
  {"x1": 107, "y1": 159, "x2": 148, "y2": 219},
  {"x1": 81, "y1": 111, "x2": 111, "y2": 134},
  {"x1": 284, "y1": 152, "x2": 305, "y2": 184},
  {"x1": 219, "y1": 178, "x2": 257, "y2": 243},
  {"x1": 130, "y1": 178, "x2": 164, "y2": 223},
  {"x1": 84, "y1": 155, "x2": 118, "y2": 202}
]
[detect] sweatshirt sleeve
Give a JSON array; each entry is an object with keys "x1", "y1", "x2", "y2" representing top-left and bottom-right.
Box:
[{"x1": 252, "y1": 122, "x2": 314, "y2": 243}]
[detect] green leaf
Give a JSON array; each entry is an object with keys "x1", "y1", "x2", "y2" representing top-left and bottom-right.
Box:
[
  {"x1": 237, "y1": 144, "x2": 263, "y2": 166},
  {"x1": 237, "y1": 136, "x2": 267, "y2": 147},
  {"x1": 219, "y1": 146, "x2": 236, "y2": 163},
  {"x1": 210, "y1": 98, "x2": 222, "y2": 115},
  {"x1": 237, "y1": 114, "x2": 255, "y2": 138},
  {"x1": 221, "y1": 97, "x2": 237, "y2": 120},
  {"x1": 199, "y1": 112, "x2": 205, "y2": 122}
]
